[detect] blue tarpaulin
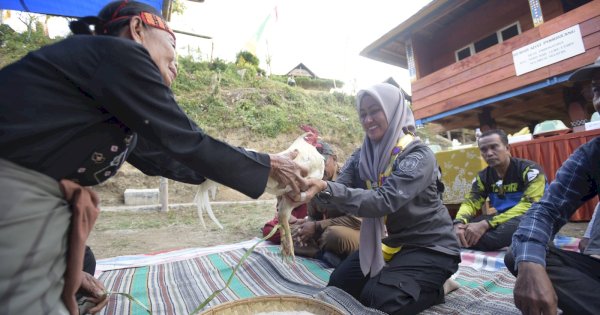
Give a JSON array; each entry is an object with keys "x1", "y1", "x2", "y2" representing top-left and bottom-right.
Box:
[{"x1": 0, "y1": 0, "x2": 164, "y2": 17}]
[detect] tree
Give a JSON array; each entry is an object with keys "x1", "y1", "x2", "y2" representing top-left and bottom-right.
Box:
[
  {"x1": 17, "y1": 12, "x2": 38, "y2": 41},
  {"x1": 236, "y1": 50, "x2": 260, "y2": 67},
  {"x1": 171, "y1": 0, "x2": 186, "y2": 15}
]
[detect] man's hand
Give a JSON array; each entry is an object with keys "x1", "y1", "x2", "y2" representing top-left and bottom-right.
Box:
[
  {"x1": 288, "y1": 215, "x2": 299, "y2": 225},
  {"x1": 464, "y1": 220, "x2": 490, "y2": 247},
  {"x1": 290, "y1": 217, "x2": 306, "y2": 226},
  {"x1": 79, "y1": 271, "x2": 109, "y2": 314},
  {"x1": 453, "y1": 223, "x2": 469, "y2": 247},
  {"x1": 514, "y1": 262, "x2": 557, "y2": 315},
  {"x1": 293, "y1": 221, "x2": 317, "y2": 246},
  {"x1": 269, "y1": 150, "x2": 309, "y2": 194}
]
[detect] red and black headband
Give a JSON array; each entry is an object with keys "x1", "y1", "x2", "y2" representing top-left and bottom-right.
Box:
[{"x1": 102, "y1": 0, "x2": 176, "y2": 43}]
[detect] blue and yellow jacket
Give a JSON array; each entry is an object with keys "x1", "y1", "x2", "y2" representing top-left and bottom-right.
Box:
[{"x1": 455, "y1": 157, "x2": 546, "y2": 228}]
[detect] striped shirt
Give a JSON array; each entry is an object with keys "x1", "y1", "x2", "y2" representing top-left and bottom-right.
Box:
[{"x1": 512, "y1": 137, "x2": 600, "y2": 266}]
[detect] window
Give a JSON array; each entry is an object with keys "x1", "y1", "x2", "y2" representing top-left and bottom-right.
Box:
[
  {"x1": 455, "y1": 22, "x2": 521, "y2": 62},
  {"x1": 500, "y1": 23, "x2": 520, "y2": 41},
  {"x1": 456, "y1": 46, "x2": 472, "y2": 61},
  {"x1": 474, "y1": 33, "x2": 499, "y2": 52}
]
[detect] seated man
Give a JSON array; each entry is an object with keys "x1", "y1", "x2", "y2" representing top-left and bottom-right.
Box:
[
  {"x1": 262, "y1": 204, "x2": 308, "y2": 244},
  {"x1": 262, "y1": 140, "x2": 338, "y2": 243},
  {"x1": 287, "y1": 75, "x2": 296, "y2": 86},
  {"x1": 506, "y1": 58, "x2": 600, "y2": 315},
  {"x1": 453, "y1": 129, "x2": 546, "y2": 251},
  {"x1": 292, "y1": 198, "x2": 361, "y2": 267}
]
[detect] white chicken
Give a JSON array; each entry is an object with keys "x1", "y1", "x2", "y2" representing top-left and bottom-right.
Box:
[
  {"x1": 264, "y1": 132, "x2": 325, "y2": 260},
  {"x1": 192, "y1": 131, "x2": 324, "y2": 260}
]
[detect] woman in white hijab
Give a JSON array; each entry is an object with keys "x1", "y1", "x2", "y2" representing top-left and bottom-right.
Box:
[{"x1": 308, "y1": 83, "x2": 460, "y2": 315}]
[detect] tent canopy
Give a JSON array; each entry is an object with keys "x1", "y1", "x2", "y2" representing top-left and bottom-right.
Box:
[{"x1": 0, "y1": 1, "x2": 165, "y2": 18}]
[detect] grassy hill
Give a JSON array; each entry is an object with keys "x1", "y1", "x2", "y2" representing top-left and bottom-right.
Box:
[{"x1": 171, "y1": 56, "x2": 364, "y2": 156}]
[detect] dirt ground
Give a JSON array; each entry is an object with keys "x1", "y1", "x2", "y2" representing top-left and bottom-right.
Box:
[
  {"x1": 88, "y1": 162, "x2": 283, "y2": 259},
  {"x1": 89, "y1": 162, "x2": 591, "y2": 259},
  {"x1": 88, "y1": 195, "x2": 590, "y2": 260},
  {"x1": 88, "y1": 203, "x2": 277, "y2": 259},
  {"x1": 89, "y1": 208, "x2": 589, "y2": 260}
]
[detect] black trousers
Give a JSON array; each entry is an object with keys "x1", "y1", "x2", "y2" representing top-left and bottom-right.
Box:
[
  {"x1": 328, "y1": 247, "x2": 459, "y2": 315},
  {"x1": 83, "y1": 246, "x2": 96, "y2": 276},
  {"x1": 505, "y1": 246, "x2": 600, "y2": 315},
  {"x1": 469, "y1": 215, "x2": 521, "y2": 251}
]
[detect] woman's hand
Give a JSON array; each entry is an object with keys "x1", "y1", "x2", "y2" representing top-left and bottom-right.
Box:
[
  {"x1": 269, "y1": 150, "x2": 309, "y2": 195},
  {"x1": 284, "y1": 178, "x2": 328, "y2": 208}
]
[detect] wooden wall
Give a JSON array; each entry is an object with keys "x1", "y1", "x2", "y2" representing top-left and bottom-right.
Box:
[
  {"x1": 413, "y1": 0, "x2": 566, "y2": 78},
  {"x1": 410, "y1": 0, "x2": 600, "y2": 121}
]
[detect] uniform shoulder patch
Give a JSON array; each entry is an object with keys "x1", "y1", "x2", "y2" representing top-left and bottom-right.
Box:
[
  {"x1": 398, "y1": 152, "x2": 423, "y2": 173},
  {"x1": 526, "y1": 168, "x2": 540, "y2": 182}
]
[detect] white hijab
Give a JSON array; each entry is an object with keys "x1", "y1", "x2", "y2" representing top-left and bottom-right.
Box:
[{"x1": 356, "y1": 83, "x2": 415, "y2": 277}]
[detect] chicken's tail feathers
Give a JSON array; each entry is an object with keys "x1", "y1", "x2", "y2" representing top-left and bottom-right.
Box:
[{"x1": 194, "y1": 180, "x2": 224, "y2": 229}]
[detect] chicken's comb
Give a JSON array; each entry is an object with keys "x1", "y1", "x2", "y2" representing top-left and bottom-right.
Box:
[{"x1": 300, "y1": 124, "x2": 319, "y2": 136}]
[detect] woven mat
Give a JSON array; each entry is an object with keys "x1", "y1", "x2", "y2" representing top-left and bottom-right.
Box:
[
  {"x1": 97, "y1": 246, "x2": 384, "y2": 315},
  {"x1": 423, "y1": 267, "x2": 520, "y2": 315},
  {"x1": 97, "y1": 235, "x2": 581, "y2": 315}
]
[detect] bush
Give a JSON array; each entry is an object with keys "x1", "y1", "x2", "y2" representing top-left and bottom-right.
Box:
[
  {"x1": 295, "y1": 77, "x2": 344, "y2": 91},
  {"x1": 269, "y1": 75, "x2": 343, "y2": 91},
  {"x1": 208, "y1": 58, "x2": 228, "y2": 72},
  {"x1": 0, "y1": 24, "x2": 59, "y2": 67}
]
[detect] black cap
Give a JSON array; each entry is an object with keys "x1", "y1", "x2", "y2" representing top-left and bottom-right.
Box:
[
  {"x1": 317, "y1": 140, "x2": 334, "y2": 160},
  {"x1": 569, "y1": 57, "x2": 600, "y2": 81}
]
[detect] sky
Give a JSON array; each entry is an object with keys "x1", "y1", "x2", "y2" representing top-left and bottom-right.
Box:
[
  {"x1": 169, "y1": 0, "x2": 432, "y2": 94},
  {"x1": 4, "y1": 0, "x2": 432, "y2": 94}
]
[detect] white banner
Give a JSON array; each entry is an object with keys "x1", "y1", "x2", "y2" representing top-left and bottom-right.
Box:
[{"x1": 512, "y1": 24, "x2": 585, "y2": 76}]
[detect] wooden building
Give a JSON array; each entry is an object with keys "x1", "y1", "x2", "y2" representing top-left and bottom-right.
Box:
[
  {"x1": 361, "y1": 0, "x2": 600, "y2": 220},
  {"x1": 286, "y1": 63, "x2": 317, "y2": 79},
  {"x1": 361, "y1": 0, "x2": 599, "y2": 133}
]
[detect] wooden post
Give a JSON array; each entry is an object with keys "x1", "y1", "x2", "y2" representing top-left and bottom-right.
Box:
[
  {"x1": 159, "y1": 177, "x2": 169, "y2": 212},
  {"x1": 162, "y1": 0, "x2": 173, "y2": 21}
]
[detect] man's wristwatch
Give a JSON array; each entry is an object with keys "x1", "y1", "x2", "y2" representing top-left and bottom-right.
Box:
[{"x1": 453, "y1": 219, "x2": 465, "y2": 225}]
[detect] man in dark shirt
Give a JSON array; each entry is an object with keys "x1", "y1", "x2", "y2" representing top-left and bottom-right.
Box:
[{"x1": 506, "y1": 56, "x2": 600, "y2": 315}]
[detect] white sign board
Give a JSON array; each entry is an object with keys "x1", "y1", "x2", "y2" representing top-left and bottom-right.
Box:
[{"x1": 512, "y1": 25, "x2": 585, "y2": 76}]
